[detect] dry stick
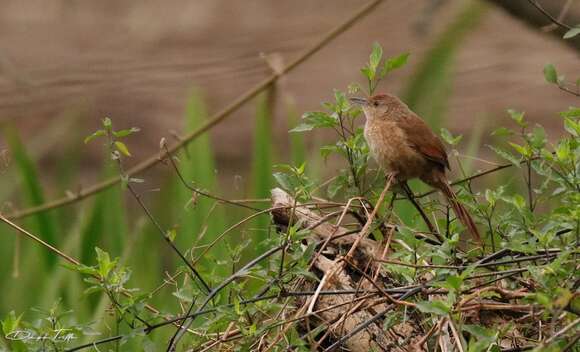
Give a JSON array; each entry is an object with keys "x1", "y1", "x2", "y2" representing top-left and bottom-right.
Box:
[
  {"x1": 0, "y1": 215, "x2": 79, "y2": 265},
  {"x1": 69, "y1": 287, "x2": 413, "y2": 352},
  {"x1": 447, "y1": 316, "x2": 466, "y2": 352},
  {"x1": 323, "y1": 286, "x2": 422, "y2": 351},
  {"x1": 304, "y1": 198, "x2": 364, "y2": 315},
  {"x1": 307, "y1": 196, "x2": 365, "y2": 271},
  {"x1": 346, "y1": 174, "x2": 394, "y2": 259},
  {"x1": 375, "y1": 252, "x2": 559, "y2": 269},
  {"x1": 6, "y1": 0, "x2": 385, "y2": 221},
  {"x1": 544, "y1": 317, "x2": 580, "y2": 345},
  {"x1": 414, "y1": 318, "x2": 442, "y2": 349},
  {"x1": 204, "y1": 293, "x2": 380, "y2": 352},
  {"x1": 263, "y1": 293, "x2": 381, "y2": 352}
]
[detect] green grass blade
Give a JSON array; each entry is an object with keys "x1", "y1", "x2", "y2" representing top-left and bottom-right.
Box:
[
  {"x1": 251, "y1": 89, "x2": 275, "y2": 251},
  {"x1": 4, "y1": 127, "x2": 59, "y2": 268},
  {"x1": 175, "y1": 89, "x2": 227, "y2": 279},
  {"x1": 80, "y1": 160, "x2": 127, "y2": 265}
]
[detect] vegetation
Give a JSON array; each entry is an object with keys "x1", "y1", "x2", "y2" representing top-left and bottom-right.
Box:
[{"x1": 1, "y1": 5, "x2": 579, "y2": 352}]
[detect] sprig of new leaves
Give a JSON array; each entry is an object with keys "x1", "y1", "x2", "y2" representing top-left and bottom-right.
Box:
[
  {"x1": 543, "y1": 63, "x2": 580, "y2": 96},
  {"x1": 282, "y1": 43, "x2": 410, "y2": 199},
  {"x1": 85, "y1": 117, "x2": 143, "y2": 187},
  {"x1": 359, "y1": 43, "x2": 409, "y2": 95},
  {"x1": 85, "y1": 117, "x2": 140, "y2": 158}
]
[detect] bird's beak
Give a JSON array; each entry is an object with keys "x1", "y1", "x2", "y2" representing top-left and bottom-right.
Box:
[{"x1": 349, "y1": 97, "x2": 367, "y2": 105}]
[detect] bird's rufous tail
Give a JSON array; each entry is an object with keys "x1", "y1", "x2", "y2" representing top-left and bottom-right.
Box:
[{"x1": 435, "y1": 178, "x2": 481, "y2": 245}]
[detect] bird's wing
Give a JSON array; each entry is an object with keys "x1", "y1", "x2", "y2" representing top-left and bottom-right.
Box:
[{"x1": 398, "y1": 113, "x2": 450, "y2": 170}]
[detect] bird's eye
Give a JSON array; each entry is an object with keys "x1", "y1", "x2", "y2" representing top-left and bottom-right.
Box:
[{"x1": 373, "y1": 101, "x2": 379, "y2": 107}]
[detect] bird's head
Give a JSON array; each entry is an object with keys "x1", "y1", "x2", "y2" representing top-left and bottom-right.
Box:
[{"x1": 349, "y1": 93, "x2": 402, "y2": 120}]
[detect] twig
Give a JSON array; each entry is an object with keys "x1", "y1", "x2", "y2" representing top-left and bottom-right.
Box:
[
  {"x1": 526, "y1": 0, "x2": 573, "y2": 30},
  {"x1": 0, "y1": 214, "x2": 79, "y2": 265},
  {"x1": 345, "y1": 174, "x2": 395, "y2": 259},
  {"x1": 557, "y1": 83, "x2": 580, "y2": 97},
  {"x1": 124, "y1": 181, "x2": 212, "y2": 293}
]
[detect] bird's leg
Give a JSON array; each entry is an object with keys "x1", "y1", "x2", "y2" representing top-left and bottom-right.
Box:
[{"x1": 401, "y1": 181, "x2": 444, "y2": 243}]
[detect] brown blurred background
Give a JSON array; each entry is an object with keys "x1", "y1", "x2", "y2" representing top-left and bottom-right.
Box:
[{"x1": 0, "y1": 0, "x2": 578, "y2": 193}]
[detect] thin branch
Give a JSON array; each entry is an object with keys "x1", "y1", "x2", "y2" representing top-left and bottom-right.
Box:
[
  {"x1": 558, "y1": 83, "x2": 580, "y2": 97},
  {"x1": 526, "y1": 0, "x2": 573, "y2": 30},
  {"x1": 415, "y1": 156, "x2": 542, "y2": 199}
]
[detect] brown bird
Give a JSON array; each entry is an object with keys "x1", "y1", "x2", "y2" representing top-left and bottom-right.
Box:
[{"x1": 350, "y1": 93, "x2": 481, "y2": 243}]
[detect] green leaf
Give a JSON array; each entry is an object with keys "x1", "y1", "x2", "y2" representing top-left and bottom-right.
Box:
[
  {"x1": 559, "y1": 106, "x2": 580, "y2": 118},
  {"x1": 172, "y1": 287, "x2": 194, "y2": 303},
  {"x1": 369, "y1": 42, "x2": 383, "y2": 77},
  {"x1": 504, "y1": 194, "x2": 526, "y2": 210},
  {"x1": 528, "y1": 126, "x2": 546, "y2": 148},
  {"x1": 564, "y1": 117, "x2": 580, "y2": 137},
  {"x1": 491, "y1": 127, "x2": 513, "y2": 137},
  {"x1": 114, "y1": 141, "x2": 131, "y2": 157},
  {"x1": 1, "y1": 311, "x2": 22, "y2": 334},
  {"x1": 102, "y1": 117, "x2": 112, "y2": 129},
  {"x1": 327, "y1": 174, "x2": 346, "y2": 198},
  {"x1": 290, "y1": 112, "x2": 337, "y2": 133},
  {"x1": 334, "y1": 90, "x2": 349, "y2": 112},
  {"x1": 508, "y1": 142, "x2": 531, "y2": 158},
  {"x1": 290, "y1": 122, "x2": 315, "y2": 133},
  {"x1": 166, "y1": 229, "x2": 177, "y2": 242},
  {"x1": 380, "y1": 52, "x2": 410, "y2": 78},
  {"x1": 320, "y1": 145, "x2": 339, "y2": 160},
  {"x1": 360, "y1": 66, "x2": 372, "y2": 81},
  {"x1": 446, "y1": 275, "x2": 463, "y2": 291},
  {"x1": 113, "y1": 127, "x2": 140, "y2": 138},
  {"x1": 440, "y1": 128, "x2": 463, "y2": 146},
  {"x1": 463, "y1": 324, "x2": 497, "y2": 340},
  {"x1": 95, "y1": 247, "x2": 117, "y2": 279},
  {"x1": 84, "y1": 129, "x2": 106, "y2": 144},
  {"x1": 555, "y1": 140, "x2": 571, "y2": 162},
  {"x1": 273, "y1": 172, "x2": 296, "y2": 191},
  {"x1": 415, "y1": 300, "x2": 451, "y2": 315},
  {"x1": 61, "y1": 262, "x2": 99, "y2": 276},
  {"x1": 488, "y1": 145, "x2": 521, "y2": 167},
  {"x1": 563, "y1": 27, "x2": 580, "y2": 39},
  {"x1": 543, "y1": 64, "x2": 558, "y2": 84},
  {"x1": 507, "y1": 109, "x2": 526, "y2": 127}
]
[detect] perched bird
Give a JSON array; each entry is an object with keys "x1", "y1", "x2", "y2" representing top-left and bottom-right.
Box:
[{"x1": 350, "y1": 93, "x2": 481, "y2": 243}]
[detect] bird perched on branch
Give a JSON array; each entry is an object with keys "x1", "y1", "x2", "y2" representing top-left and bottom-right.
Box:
[{"x1": 350, "y1": 93, "x2": 481, "y2": 244}]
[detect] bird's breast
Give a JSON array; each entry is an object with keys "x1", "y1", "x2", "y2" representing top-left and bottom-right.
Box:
[{"x1": 364, "y1": 120, "x2": 428, "y2": 180}]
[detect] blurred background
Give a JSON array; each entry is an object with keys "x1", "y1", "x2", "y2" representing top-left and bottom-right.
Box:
[{"x1": 0, "y1": 0, "x2": 578, "y2": 331}]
